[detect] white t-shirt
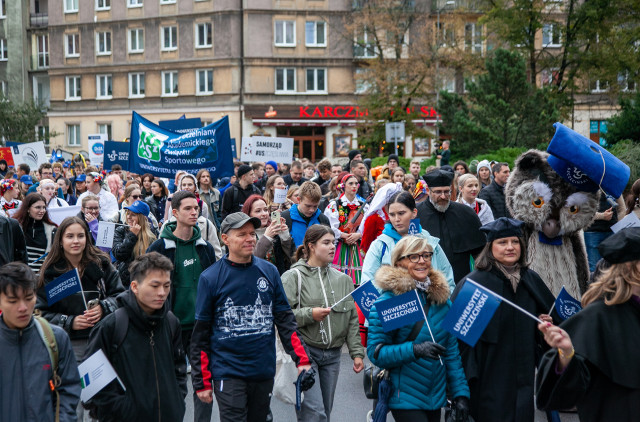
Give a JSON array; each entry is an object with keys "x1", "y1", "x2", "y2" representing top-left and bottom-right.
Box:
[{"x1": 78, "y1": 189, "x2": 119, "y2": 221}]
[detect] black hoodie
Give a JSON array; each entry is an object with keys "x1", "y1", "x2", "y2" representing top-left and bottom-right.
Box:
[{"x1": 84, "y1": 290, "x2": 187, "y2": 422}]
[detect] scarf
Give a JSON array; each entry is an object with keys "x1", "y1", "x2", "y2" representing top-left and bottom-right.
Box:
[
  {"x1": 495, "y1": 262, "x2": 521, "y2": 292},
  {"x1": 415, "y1": 276, "x2": 431, "y2": 293},
  {"x1": 290, "y1": 204, "x2": 320, "y2": 248}
]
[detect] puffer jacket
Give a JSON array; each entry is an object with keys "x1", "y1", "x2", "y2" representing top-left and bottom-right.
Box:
[
  {"x1": 477, "y1": 180, "x2": 511, "y2": 219},
  {"x1": 367, "y1": 266, "x2": 470, "y2": 410},
  {"x1": 112, "y1": 224, "x2": 159, "y2": 288},
  {"x1": 0, "y1": 316, "x2": 80, "y2": 422},
  {"x1": 36, "y1": 257, "x2": 125, "y2": 340},
  {"x1": 281, "y1": 259, "x2": 365, "y2": 359},
  {"x1": 361, "y1": 223, "x2": 455, "y2": 293}
]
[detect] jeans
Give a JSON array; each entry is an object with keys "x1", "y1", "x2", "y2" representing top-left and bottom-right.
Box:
[
  {"x1": 584, "y1": 231, "x2": 612, "y2": 272},
  {"x1": 183, "y1": 329, "x2": 214, "y2": 422},
  {"x1": 296, "y1": 345, "x2": 342, "y2": 422},
  {"x1": 391, "y1": 408, "x2": 441, "y2": 422},
  {"x1": 213, "y1": 378, "x2": 274, "y2": 422}
]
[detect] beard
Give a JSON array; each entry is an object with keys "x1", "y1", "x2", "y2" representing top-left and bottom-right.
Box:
[{"x1": 429, "y1": 196, "x2": 450, "y2": 213}]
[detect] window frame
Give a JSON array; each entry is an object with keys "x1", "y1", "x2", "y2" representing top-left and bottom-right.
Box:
[
  {"x1": 161, "y1": 26, "x2": 178, "y2": 51},
  {"x1": 64, "y1": 0, "x2": 79, "y2": 13},
  {"x1": 96, "y1": 74, "x2": 113, "y2": 99},
  {"x1": 464, "y1": 22, "x2": 483, "y2": 54},
  {"x1": 65, "y1": 33, "x2": 80, "y2": 58},
  {"x1": 0, "y1": 38, "x2": 7, "y2": 61},
  {"x1": 542, "y1": 24, "x2": 562, "y2": 48},
  {"x1": 128, "y1": 0, "x2": 143, "y2": 7},
  {"x1": 97, "y1": 123, "x2": 112, "y2": 141},
  {"x1": 37, "y1": 35, "x2": 49, "y2": 69},
  {"x1": 128, "y1": 28, "x2": 144, "y2": 53},
  {"x1": 196, "y1": 69, "x2": 214, "y2": 95},
  {"x1": 0, "y1": 0, "x2": 6, "y2": 19},
  {"x1": 275, "y1": 67, "x2": 296, "y2": 93},
  {"x1": 0, "y1": 81, "x2": 8, "y2": 98},
  {"x1": 95, "y1": 31, "x2": 112, "y2": 56},
  {"x1": 67, "y1": 124, "x2": 81, "y2": 147},
  {"x1": 128, "y1": 72, "x2": 145, "y2": 98},
  {"x1": 306, "y1": 68, "x2": 327, "y2": 93},
  {"x1": 354, "y1": 28, "x2": 376, "y2": 58},
  {"x1": 160, "y1": 0, "x2": 176, "y2": 4},
  {"x1": 65, "y1": 76, "x2": 81, "y2": 101},
  {"x1": 161, "y1": 70, "x2": 179, "y2": 97},
  {"x1": 95, "y1": 0, "x2": 111, "y2": 11},
  {"x1": 305, "y1": 21, "x2": 327, "y2": 47},
  {"x1": 274, "y1": 20, "x2": 296, "y2": 47},
  {"x1": 195, "y1": 23, "x2": 212, "y2": 49}
]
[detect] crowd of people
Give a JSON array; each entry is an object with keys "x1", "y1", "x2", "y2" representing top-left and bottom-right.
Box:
[{"x1": 0, "y1": 150, "x2": 639, "y2": 422}]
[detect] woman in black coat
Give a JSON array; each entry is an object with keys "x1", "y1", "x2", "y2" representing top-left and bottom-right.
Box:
[
  {"x1": 36, "y1": 216, "x2": 124, "y2": 361},
  {"x1": 451, "y1": 218, "x2": 556, "y2": 422}
]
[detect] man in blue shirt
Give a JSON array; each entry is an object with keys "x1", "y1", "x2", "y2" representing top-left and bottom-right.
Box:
[{"x1": 191, "y1": 212, "x2": 312, "y2": 422}]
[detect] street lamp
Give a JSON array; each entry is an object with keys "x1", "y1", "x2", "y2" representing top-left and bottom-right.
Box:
[{"x1": 434, "y1": 0, "x2": 456, "y2": 149}]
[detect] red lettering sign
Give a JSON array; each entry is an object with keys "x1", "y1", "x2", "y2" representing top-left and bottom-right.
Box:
[{"x1": 296, "y1": 106, "x2": 437, "y2": 119}]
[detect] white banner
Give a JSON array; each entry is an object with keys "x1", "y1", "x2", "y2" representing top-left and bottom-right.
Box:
[
  {"x1": 241, "y1": 136, "x2": 294, "y2": 164},
  {"x1": 11, "y1": 141, "x2": 48, "y2": 169},
  {"x1": 79, "y1": 349, "x2": 125, "y2": 403},
  {"x1": 96, "y1": 221, "x2": 116, "y2": 248},
  {"x1": 88, "y1": 134, "x2": 107, "y2": 166},
  {"x1": 611, "y1": 212, "x2": 640, "y2": 233},
  {"x1": 274, "y1": 188, "x2": 288, "y2": 204},
  {"x1": 48, "y1": 205, "x2": 81, "y2": 226}
]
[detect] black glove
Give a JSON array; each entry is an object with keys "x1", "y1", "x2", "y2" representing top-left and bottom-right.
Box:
[
  {"x1": 294, "y1": 368, "x2": 316, "y2": 411},
  {"x1": 413, "y1": 341, "x2": 446, "y2": 359},
  {"x1": 453, "y1": 396, "x2": 470, "y2": 422}
]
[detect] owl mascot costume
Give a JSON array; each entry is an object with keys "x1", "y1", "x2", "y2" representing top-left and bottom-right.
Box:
[{"x1": 505, "y1": 123, "x2": 630, "y2": 298}]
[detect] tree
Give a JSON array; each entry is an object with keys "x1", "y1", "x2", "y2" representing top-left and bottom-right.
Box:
[
  {"x1": 604, "y1": 92, "x2": 640, "y2": 145},
  {"x1": 438, "y1": 49, "x2": 568, "y2": 158},
  {"x1": 0, "y1": 99, "x2": 50, "y2": 144}
]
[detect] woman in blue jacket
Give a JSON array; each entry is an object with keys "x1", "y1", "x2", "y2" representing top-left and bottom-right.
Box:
[{"x1": 367, "y1": 236, "x2": 470, "y2": 422}]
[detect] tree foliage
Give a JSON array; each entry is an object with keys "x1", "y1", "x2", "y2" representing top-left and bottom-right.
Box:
[
  {"x1": 0, "y1": 99, "x2": 48, "y2": 144},
  {"x1": 438, "y1": 49, "x2": 568, "y2": 158},
  {"x1": 604, "y1": 92, "x2": 640, "y2": 145}
]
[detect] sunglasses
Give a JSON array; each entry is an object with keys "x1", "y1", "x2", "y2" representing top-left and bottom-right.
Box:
[
  {"x1": 130, "y1": 195, "x2": 141, "y2": 200},
  {"x1": 401, "y1": 252, "x2": 433, "y2": 263}
]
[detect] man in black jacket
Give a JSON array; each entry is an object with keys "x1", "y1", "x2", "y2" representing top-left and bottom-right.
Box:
[
  {"x1": 478, "y1": 162, "x2": 512, "y2": 219},
  {"x1": 0, "y1": 213, "x2": 28, "y2": 266},
  {"x1": 282, "y1": 161, "x2": 308, "y2": 188},
  {"x1": 220, "y1": 165, "x2": 261, "y2": 219},
  {"x1": 84, "y1": 252, "x2": 187, "y2": 422}
]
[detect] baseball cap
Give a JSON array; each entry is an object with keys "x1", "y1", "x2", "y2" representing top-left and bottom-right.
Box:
[
  {"x1": 124, "y1": 200, "x2": 150, "y2": 216},
  {"x1": 20, "y1": 175, "x2": 33, "y2": 185},
  {"x1": 75, "y1": 174, "x2": 87, "y2": 182},
  {"x1": 220, "y1": 212, "x2": 261, "y2": 234}
]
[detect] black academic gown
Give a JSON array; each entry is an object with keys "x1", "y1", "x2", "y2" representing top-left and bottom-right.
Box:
[
  {"x1": 452, "y1": 268, "x2": 556, "y2": 422},
  {"x1": 417, "y1": 200, "x2": 486, "y2": 284},
  {"x1": 536, "y1": 298, "x2": 640, "y2": 421}
]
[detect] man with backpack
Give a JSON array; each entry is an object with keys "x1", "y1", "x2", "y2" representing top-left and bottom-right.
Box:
[
  {"x1": 220, "y1": 164, "x2": 261, "y2": 220},
  {"x1": 83, "y1": 252, "x2": 187, "y2": 422},
  {"x1": 0, "y1": 262, "x2": 80, "y2": 422}
]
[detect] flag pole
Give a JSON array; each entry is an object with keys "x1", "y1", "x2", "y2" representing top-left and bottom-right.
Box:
[
  {"x1": 415, "y1": 290, "x2": 444, "y2": 366},
  {"x1": 331, "y1": 281, "x2": 369, "y2": 309},
  {"x1": 466, "y1": 279, "x2": 543, "y2": 324},
  {"x1": 548, "y1": 285, "x2": 564, "y2": 315},
  {"x1": 76, "y1": 268, "x2": 88, "y2": 310}
]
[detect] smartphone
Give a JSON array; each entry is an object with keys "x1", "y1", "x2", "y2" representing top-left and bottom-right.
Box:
[
  {"x1": 271, "y1": 210, "x2": 281, "y2": 225},
  {"x1": 87, "y1": 299, "x2": 100, "y2": 309}
]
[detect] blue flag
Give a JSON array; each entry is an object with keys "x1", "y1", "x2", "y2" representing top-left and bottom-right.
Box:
[
  {"x1": 442, "y1": 279, "x2": 502, "y2": 347},
  {"x1": 129, "y1": 112, "x2": 234, "y2": 179},
  {"x1": 376, "y1": 290, "x2": 425, "y2": 332},
  {"x1": 554, "y1": 286, "x2": 582, "y2": 320},
  {"x1": 408, "y1": 218, "x2": 421, "y2": 235},
  {"x1": 103, "y1": 141, "x2": 130, "y2": 171},
  {"x1": 350, "y1": 282, "x2": 380, "y2": 320},
  {"x1": 45, "y1": 269, "x2": 82, "y2": 306}
]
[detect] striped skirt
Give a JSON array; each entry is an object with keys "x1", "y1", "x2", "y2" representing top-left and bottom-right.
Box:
[{"x1": 331, "y1": 240, "x2": 363, "y2": 286}]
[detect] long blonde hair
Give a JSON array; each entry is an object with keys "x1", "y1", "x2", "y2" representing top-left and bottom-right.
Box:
[
  {"x1": 582, "y1": 260, "x2": 640, "y2": 307},
  {"x1": 128, "y1": 211, "x2": 157, "y2": 257}
]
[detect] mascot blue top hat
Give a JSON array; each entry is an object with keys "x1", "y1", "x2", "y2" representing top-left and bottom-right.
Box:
[{"x1": 547, "y1": 122, "x2": 630, "y2": 198}]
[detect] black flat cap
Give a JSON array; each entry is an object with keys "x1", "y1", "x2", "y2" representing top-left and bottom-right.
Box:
[
  {"x1": 480, "y1": 217, "x2": 525, "y2": 242},
  {"x1": 597, "y1": 227, "x2": 640, "y2": 264},
  {"x1": 423, "y1": 169, "x2": 454, "y2": 188}
]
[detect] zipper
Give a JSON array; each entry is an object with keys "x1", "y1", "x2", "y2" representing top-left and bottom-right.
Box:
[
  {"x1": 317, "y1": 268, "x2": 333, "y2": 345},
  {"x1": 19, "y1": 329, "x2": 26, "y2": 420},
  {"x1": 149, "y1": 330, "x2": 162, "y2": 421}
]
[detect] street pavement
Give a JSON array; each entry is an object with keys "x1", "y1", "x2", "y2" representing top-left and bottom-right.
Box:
[{"x1": 184, "y1": 348, "x2": 579, "y2": 422}]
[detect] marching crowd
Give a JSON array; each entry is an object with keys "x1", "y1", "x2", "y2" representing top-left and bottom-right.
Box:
[{"x1": 0, "y1": 149, "x2": 639, "y2": 422}]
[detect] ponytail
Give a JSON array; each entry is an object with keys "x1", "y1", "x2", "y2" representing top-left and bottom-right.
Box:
[{"x1": 295, "y1": 225, "x2": 334, "y2": 262}]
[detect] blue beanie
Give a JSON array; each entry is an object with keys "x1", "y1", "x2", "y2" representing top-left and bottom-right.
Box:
[{"x1": 266, "y1": 161, "x2": 278, "y2": 172}]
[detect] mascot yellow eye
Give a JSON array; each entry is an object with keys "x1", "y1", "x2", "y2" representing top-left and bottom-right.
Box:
[
  {"x1": 532, "y1": 197, "x2": 544, "y2": 208},
  {"x1": 568, "y1": 205, "x2": 580, "y2": 214}
]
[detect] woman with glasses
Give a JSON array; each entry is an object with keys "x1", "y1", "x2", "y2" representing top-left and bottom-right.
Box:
[
  {"x1": 367, "y1": 236, "x2": 470, "y2": 422},
  {"x1": 13, "y1": 193, "x2": 58, "y2": 274},
  {"x1": 451, "y1": 217, "x2": 556, "y2": 422},
  {"x1": 112, "y1": 184, "x2": 159, "y2": 229},
  {"x1": 362, "y1": 191, "x2": 455, "y2": 292}
]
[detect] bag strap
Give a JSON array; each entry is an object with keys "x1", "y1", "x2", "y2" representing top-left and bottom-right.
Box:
[
  {"x1": 34, "y1": 315, "x2": 61, "y2": 422},
  {"x1": 112, "y1": 307, "x2": 129, "y2": 351},
  {"x1": 294, "y1": 269, "x2": 302, "y2": 310}
]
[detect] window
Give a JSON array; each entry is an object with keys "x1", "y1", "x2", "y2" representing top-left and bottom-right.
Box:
[
  {"x1": 160, "y1": 0, "x2": 176, "y2": 4},
  {"x1": 0, "y1": 81, "x2": 7, "y2": 98},
  {"x1": 590, "y1": 79, "x2": 609, "y2": 93},
  {"x1": 96, "y1": 0, "x2": 110, "y2": 10},
  {"x1": 161, "y1": 26, "x2": 177, "y2": 51},
  {"x1": 64, "y1": 0, "x2": 78, "y2": 13},
  {"x1": 196, "y1": 69, "x2": 213, "y2": 95},
  {"x1": 66, "y1": 76, "x2": 81, "y2": 100},
  {"x1": 305, "y1": 21, "x2": 326, "y2": 47},
  {"x1": 0, "y1": 0, "x2": 5, "y2": 18},
  {"x1": 542, "y1": 24, "x2": 561, "y2": 47},
  {"x1": 162, "y1": 71, "x2": 178, "y2": 96},
  {"x1": 96, "y1": 31, "x2": 112, "y2": 55},
  {"x1": 354, "y1": 29, "x2": 376, "y2": 58},
  {"x1": 465, "y1": 23, "x2": 482, "y2": 54},
  {"x1": 195, "y1": 23, "x2": 212, "y2": 48},
  {"x1": 275, "y1": 20, "x2": 295, "y2": 47},
  {"x1": 354, "y1": 68, "x2": 372, "y2": 94},
  {"x1": 37, "y1": 35, "x2": 49, "y2": 68},
  {"x1": 67, "y1": 124, "x2": 81, "y2": 147},
  {"x1": 440, "y1": 72, "x2": 456, "y2": 93},
  {"x1": 98, "y1": 123, "x2": 112, "y2": 141},
  {"x1": 65, "y1": 33, "x2": 80, "y2": 57},
  {"x1": 128, "y1": 0, "x2": 143, "y2": 6},
  {"x1": 589, "y1": 120, "x2": 607, "y2": 146},
  {"x1": 128, "y1": 29, "x2": 144, "y2": 53},
  {"x1": 275, "y1": 68, "x2": 296, "y2": 93},
  {"x1": 37, "y1": 126, "x2": 50, "y2": 145},
  {"x1": 96, "y1": 74, "x2": 112, "y2": 99},
  {"x1": 129, "y1": 73, "x2": 145, "y2": 98},
  {"x1": 540, "y1": 68, "x2": 559, "y2": 87},
  {"x1": 436, "y1": 22, "x2": 456, "y2": 47},
  {"x1": 0, "y1": 39, "x2": 7, "y2": 61},
  {"x1": 306, "y1": 68, "x2": 326, "y2": 93},
  {"x1": 618, "y1": 72, "x2": 636, "y2": 92}
]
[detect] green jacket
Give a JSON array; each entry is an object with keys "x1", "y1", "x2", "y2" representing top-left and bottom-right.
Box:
[{"x1": 282, "y1": 259, "x2": 365, "y2": 359}]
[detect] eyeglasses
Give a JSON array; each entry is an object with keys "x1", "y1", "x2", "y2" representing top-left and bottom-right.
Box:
[
  {"x1": 401, "y1": 252, "x2": 433, "y2": 263},
  {"x1": 83, "y1": 207, "x2": 99, "y2": 211},
  {"x1": 130, "y1": 195, "x2": 141, "y2": 200},
  {"x1": 431, "y1": 190, "x2": 451, "y2": 197}
]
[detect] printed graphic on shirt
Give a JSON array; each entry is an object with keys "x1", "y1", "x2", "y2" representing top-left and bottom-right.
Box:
[
  {"x1": 257, "y1": 277, "x2": 269, "y2": 292},
  {"x1": 216, "y1": 295, "x2": 273, "y2": 339}
]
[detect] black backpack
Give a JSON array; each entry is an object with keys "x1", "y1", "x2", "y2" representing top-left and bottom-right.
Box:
[{"x1": 112, "y1": 307, "x2": 180, "y2": 351}]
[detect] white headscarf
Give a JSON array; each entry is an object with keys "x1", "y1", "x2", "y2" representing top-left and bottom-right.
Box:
[{"x1": 358, "y1": 182, "x2": 403, "y2": 233}]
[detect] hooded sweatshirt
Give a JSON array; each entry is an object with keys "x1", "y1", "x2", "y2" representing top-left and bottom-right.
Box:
[{"x1": 160, "y1": 221, "x2": 203, "y2": 329}]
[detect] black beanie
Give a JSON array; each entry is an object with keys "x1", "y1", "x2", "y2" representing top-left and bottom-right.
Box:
[
  {"x1": 237, "y1": 164, "x2": 252, "y2": 179},
  {"x1": 348, "y1": 149, "x2": 361, "y2": 161}
]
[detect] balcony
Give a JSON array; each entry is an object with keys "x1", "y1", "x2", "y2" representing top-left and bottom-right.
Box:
[
  {"x1": 30, "y1": 13, "x2": 48, "y2": 28},
  {"x1": 434, "y1": 0, "x2": 483, "y2": 12}
]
